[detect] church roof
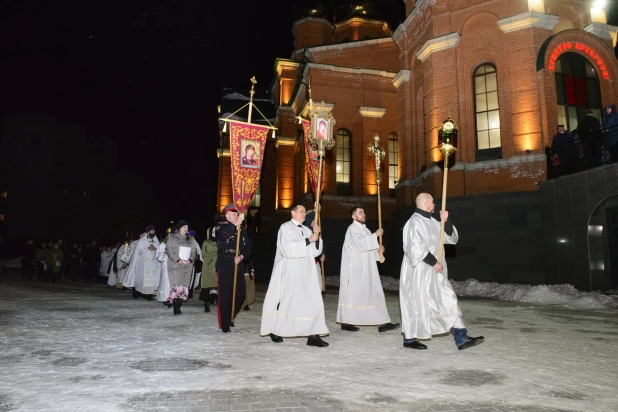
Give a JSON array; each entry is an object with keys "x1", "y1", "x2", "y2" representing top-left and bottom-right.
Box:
[{"x1": 292, "y1": 0, "x2": 404, "y2": 28}]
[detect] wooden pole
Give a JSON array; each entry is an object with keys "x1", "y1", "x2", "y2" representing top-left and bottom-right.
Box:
[
  {"x1": 231, "y1": 180, "x2": 245, "y2": 322},
  {"x1": 315, "y1": 143, "x2": 325, "y2": 292},
  {"x1": 437, "y1": 153, "x2": 450, "y2": 263},
  {"x1": 376, "y1": 174, "x2": 384, "y2": 263}
]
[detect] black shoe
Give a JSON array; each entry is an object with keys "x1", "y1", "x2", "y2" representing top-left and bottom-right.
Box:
[
  {"x1": 164, "y1": 301, "x2": 172, "y2": 308},
  {"x1": 132, "y1": 289, "x2": 139, "y2": 299},
  {"x1": 458, "y1": 336, "x2": 484, "y2": 351},
  {"x1": 269, "y1": 333, "x2": 283, "y2": 343},
  {"x1": 230, "y1": 322, "x2": 235, "y2": 327},
  {"x1": 403, "y1": 341, "x2": 428, "y2": 350},
  {"x1": 378, "y1": 322, "x2": 400, "y2": 333},
  {"x1": 222, "y1": 328, "x2": 231, "y2": 333},
  {"x1": 204, "y1": 301, "x2": 210, "y2": 313},
  {"x1": 341, "y1": 324, "x2": 360, "y2": 332},
  {"x1": 307, "y1": 335, "x2": 329, "y2": 347},
  {"x1": 146, "y1": 295, "x2": 153, "y2": 301},
  {"x1": 243, "y1": 306, "x2": 250, "y2": 311}
]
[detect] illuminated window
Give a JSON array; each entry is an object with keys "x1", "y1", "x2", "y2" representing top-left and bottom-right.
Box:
[
  {"x1": 0, "y1": 192, "x2": 6, "y2": 199},
  {"x1": 250, "y1": 182, "x2": 261, "y2": 207},
  {"x1": 388, "y1": 133, "x2": 398, "y2": 191},
  {"x1": 474, "y1": 64, "x2": 502, "y2": 161},
  {"x1": 555, "y1": 52, "x2": 601, "y2": 131},
  {"x1": 336, "y1": 128, "x2": 352, "y2": 196}
]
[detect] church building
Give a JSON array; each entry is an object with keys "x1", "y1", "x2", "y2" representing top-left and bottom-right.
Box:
[{"x1": 217, "y1": 0, "x2": 618, "y2": 290}]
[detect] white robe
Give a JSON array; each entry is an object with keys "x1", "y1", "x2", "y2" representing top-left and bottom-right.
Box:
[
  {"x1": 112, "y1": 244, "x2": 128, "y2": 286},
  {"x1": 400, "y1": 212, "x2": 462, "y2": 340},
  {"x1": 156, "y1": 242, "x2": 170, "y2": 302},
  {"x1": 100, "y1": 251, "x2": 112, "y2": 277},
  {"x1": 124, "y1": 236, "x2": 160, "y2": 294},
  {"x1": 191, "y1": 238, "x2": 203, "y2": 289},
  {"x1": 337, "y1": 221, "x2": 391, "y2": 326},
  {"x1": 121, "y1": 240, "x2": 140, "y2": 288},
  {"x1": 106, "y1": 248, "x2": 118, "y2": 285},
  {"x1": 260, "y1": 220, "x2": 328, "y2": 337}
]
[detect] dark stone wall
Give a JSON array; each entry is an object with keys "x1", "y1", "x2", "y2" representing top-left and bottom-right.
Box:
[
  {"x1": 539, "y1": 164, "x2": 618, "y2": 291},
  {"x1": 383, "y1": 191, "x2": 545, "y2": 285}
]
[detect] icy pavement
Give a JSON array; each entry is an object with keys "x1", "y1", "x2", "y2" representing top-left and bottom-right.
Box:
[{"x1": 1, "y1": 270, "x2": 617, "y2": 412}]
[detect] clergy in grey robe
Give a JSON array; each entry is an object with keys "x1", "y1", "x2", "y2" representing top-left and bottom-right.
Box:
[
  {"x1": 399, "y1": 193, "x2": 484, "y2": 351},
  {"x1": 124, "y1": 226, "x2": 160, "y2": 299},
  {"x1": 337, "y1": 207, "x2": 399, "y2": 333},
  {"x1": 260, "y1": 203, "x2": 329, "y2": 347}
]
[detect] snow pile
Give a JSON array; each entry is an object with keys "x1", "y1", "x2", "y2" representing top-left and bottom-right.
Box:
[{"x1": 325, "y1": 276, "x2": 618, "y2": 309}]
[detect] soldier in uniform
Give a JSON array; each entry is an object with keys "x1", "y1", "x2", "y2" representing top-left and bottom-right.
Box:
[{"x1": 215, "y1": 204, "x2": 252, "y2": 333}]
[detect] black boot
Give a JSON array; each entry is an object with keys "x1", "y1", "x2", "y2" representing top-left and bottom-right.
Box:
[
  {"x1": 209, "y1": 294, "x2": 218, "y2": 306},
  {"x1": 172, "y1": 299, "x2": 179, "y2": 315},
  {"x1": 204, "y1": 300, "x2": 210, "y2": 313},
  {"x1": 132, "y1": 289, "x2": 139, "y2": 299},
  {"x1": 177, "y1": 298, "x2": 183, "y2": 315}
]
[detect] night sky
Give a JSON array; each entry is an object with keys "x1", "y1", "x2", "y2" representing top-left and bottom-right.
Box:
[{"x1": 0, "y1": 0, "x2": 616, "y2": 235}]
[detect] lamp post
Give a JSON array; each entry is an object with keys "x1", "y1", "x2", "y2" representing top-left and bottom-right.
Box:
[
  {"x1": 437, "y1": 117, "x2": 458, "y2": 262},
  {"x1": 367, "y1": 133, "x2": 386, "y2": 263}
]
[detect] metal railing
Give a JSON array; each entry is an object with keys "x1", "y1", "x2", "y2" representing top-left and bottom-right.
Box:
[{"x1": 545, "y1": 123, "x2": 618, "y2": 179}]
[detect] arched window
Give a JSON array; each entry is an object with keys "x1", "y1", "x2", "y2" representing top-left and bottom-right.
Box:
[
  {"x1": 388, "y1": 132, "x2": 398, "y2": 192},
  {"x1": 555, "y1": 52, "x2": 602, "y2": 131},
  {"x1": 474, "y1": 64, "x2": 501, "y2": 161},
  {"x1": 336, "y1": 128, "x2": 352, "y2": 196}
]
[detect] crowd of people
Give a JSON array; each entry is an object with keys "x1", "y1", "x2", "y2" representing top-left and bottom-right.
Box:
[
  {"x1": 3, "y1": 193, "x2": 484, "y2": 352},
  {"x1": 9, "y1": 219, "x2": 257, "y2": 321},
  {"x1": 549, "y1": 104, "x2": 618, "y2": 176}
]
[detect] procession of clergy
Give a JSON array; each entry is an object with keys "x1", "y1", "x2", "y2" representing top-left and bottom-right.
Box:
[{"x1": 105, "y1": 192, "x2": 484, "y2": 350}]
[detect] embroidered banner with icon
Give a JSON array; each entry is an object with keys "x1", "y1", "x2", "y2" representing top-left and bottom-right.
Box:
[
  {"x1": 230, "y1": 121, "x2": 269, "y2": 213},
  {"x1": 302, "y1": 119, "x2": 325, "y2": 194}
]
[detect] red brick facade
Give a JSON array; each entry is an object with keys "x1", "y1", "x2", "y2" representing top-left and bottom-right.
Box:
[{"x1": 218, "y1": 0, "x2": 618, "y2": 232}]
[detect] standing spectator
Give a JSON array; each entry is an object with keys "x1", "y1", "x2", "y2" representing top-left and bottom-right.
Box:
[
  {"x1": 0, "y1": 236, "x2": 7, "y2": 276},
  {"x1": 35, "y1": 242, "x2": 48, "y2": 281},
  {"x1": 22, "y1": 240, "x2": 36, "y2": 281},
  {"x1": 576, "y1": 110, "x2": 601, "y2": 169},
  {"x1": 601, "y1": 104, "x2": 618, "y2": 164},
  {"x1": 46, "y1": 243, "x2": 63, "y2": 284},
  {"x1": 165, "y1": 220, "x2": 197, "y2": 316},
  {"x1": 199, "y1": 227, "x2": 218, "y2": 313},
  {"x1": 551, "y1": 125, "x2": 577, "y2": 175}
]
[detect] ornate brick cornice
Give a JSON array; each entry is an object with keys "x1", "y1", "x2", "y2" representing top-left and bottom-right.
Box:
[
  {"x1": 497, "y1": 11, "x2": 559, "y2": 34},
  {"x1": 392, "y1": 70, "x2": 411, "y2": 88},
  {"x1": 293, "y1": 17, "x2": 335, "y2": 31},
  {"x1": 392, "y1": 0, "x2": 436, "y2": 48},
  {"x1": 307, "y1": 63, "x2": 397, "y2": 78},
  {"x1": 358, "y1": 106, "x2": 386, "y2": 118},
  {"x1": 335, "y1": 17, "x2": 392, "y2": 36},
  {"x1": 583, "y1": 22, "x2": 618, "y2": 44},
  {"x1": 298, "y1": 37, "x2": 394, "y2": 60},
  {"x1": 416, "y1": 32, "x2": 460, "y2": 62}
]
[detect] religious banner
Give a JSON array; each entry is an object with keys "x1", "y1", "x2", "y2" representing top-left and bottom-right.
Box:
[
  {"x1": 302, "y1": 119, "x2": 325, "y2": 194},
  {"x1": 230, "y1": 120, "x2": 269, "y2": 213}
]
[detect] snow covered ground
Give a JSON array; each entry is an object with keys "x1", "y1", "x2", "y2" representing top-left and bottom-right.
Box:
[
  {"x1": 1, "y1": 270, "x2": 617, "y2": 412},
  {"x1": 326, "y1": 276, "x2": 618, "y2": 310}
]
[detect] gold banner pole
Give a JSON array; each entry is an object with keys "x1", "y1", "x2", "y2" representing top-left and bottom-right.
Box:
[
  {"x1": 231, "y1": 180, "x2": 245, "y2": 323},
  {"x1": 437, "y1": 152, "x2": 450, "y2": 263},
  {"x1": 436, "y1": 117, "x2": 458, "y2": 263},
  {"x1": 367, "y1": 133, "x2": 385, "y2": 263}
]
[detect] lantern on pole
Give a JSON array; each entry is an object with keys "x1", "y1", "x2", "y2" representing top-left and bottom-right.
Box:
[
  {"x1": 367, "y1": 133, "x2": 386, "y2": 263},
  {"x1": 437, "y1": 117, "x2": 458, "y2": 262}
]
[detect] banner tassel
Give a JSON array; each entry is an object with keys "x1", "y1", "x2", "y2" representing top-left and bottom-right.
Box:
[
  {"x1": 272, "y1": 129, "x2": 276, "y2": 139},
  {"x1": 222, "y1": 122, "x2": 227, "y2": 132}
]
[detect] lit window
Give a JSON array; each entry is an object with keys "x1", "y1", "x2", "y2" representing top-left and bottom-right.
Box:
[
  {"x1": 474, "y1": 64, "x2": 502, "y2": 161},
  {"x1": 388, "y1": 133, "x2": 398, "y2": 190},
  {"x1": 336, "y1": 128, "x2": 352, "y2": 196}
]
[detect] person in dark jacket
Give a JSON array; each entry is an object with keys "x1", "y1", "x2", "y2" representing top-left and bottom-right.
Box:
[
  {"x1": 601, "y1": 104, "x2": 618, "y2": 164},
  {"x1": 575, "y1": 110, "x2": 601, "y2": 169},
  {"x1": 551, "y1": 125, "x2": 577, "y2": 175},
  {"x1": 22, "y1": 240, "x2": 36, "y2": 281}
]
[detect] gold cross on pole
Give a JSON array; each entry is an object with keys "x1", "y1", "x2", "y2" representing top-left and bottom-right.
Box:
[{"x1": 367, "y1": 133, "x2": 385, "y2": 263}]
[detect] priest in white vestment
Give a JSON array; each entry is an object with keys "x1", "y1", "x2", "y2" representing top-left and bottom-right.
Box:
[
  {"x1": 124, "y1": 226, "x2": 160, "y2": 299},
  {"x1": 156, "y1": 238, "x2": 171, "y2": 307},
  {"x1": 113, "y1": 241, "x2": 130, "y2": 288},
  {"x1": 260, "y1": 203, "x2": 329, "y2": 347},
  {"x1": 399, "y1": 193, "x2": 484, "y2": 351},
  {"x1": 120, "y1": 237, "x2": 141, "y2": 288},
  {"x1": 337, "y1": 207, "x2": 400, "y2": 333}
]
